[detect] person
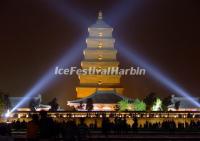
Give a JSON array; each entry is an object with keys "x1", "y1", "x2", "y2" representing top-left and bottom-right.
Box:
[
  {"x1": 62, "y1": 120, "x2": 78, "y2": 141},
  {"x1": 77, "y1": 118, "x2": 89, "y2": 141},
  {"x1": 27, "y1": 114, "x2": 39, "y2": 141},
  {"x1": 39, "y1": 111, "x2": 54, "y2": 141},
  {"x1": 0, "y1": 123, "x2": 13, "y2": 141}
]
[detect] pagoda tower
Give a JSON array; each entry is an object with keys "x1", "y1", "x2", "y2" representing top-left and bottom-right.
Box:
[{"x1": 76, "y1": 11, "x2": 124, "y2": 98}]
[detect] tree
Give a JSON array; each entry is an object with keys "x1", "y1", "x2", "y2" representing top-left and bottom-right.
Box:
[
  {"x1": 152, "y1": 98, "x2": 162, "y2": 111},
  {"x1": 175, "y1": 101, "x2": 180, "y2": 110},
  {"x1": 29, "y1": 98, "x2": 37, "y2": 111},
  {"x1": 3, "y1": 94, "x2": 11, "y2": 110},
  {"x1": 86, "y1": 98, "x2": 93, "y2": 111},
  {"x1": 118, "y1": 99, "x2": 129, "y2": 111},
  {"x1": 114, "y1": 104, "x2": 120, "y2": 111},
  {"x1": 48, "y1": 98, "x2": 59, "y2": 111},
  {"x1": 133, "y1": 99, "x2": 146, "y2": 111},
  {"x1": 162, "y1": 96, "x2": 172, "y2": 111},
  {"x1": 0, "y1": 94, "x2": 5, "y2": 114},
  {"x1": 0, "y1": 90, "x2": 6, "y2": 115},
  {"x1": 143, "y1": 92, "x2": 157, "y2": 111},
  {"x1": 77, "y1": 101, "x2": 84, "y2": 110}
]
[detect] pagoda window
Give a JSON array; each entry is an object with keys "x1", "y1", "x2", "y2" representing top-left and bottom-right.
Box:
[
  {"x1": 98, "y1": 42, "x2": 103, "y2": 48},
  {"x1": 98, "y1": 32, "x2": 103, "y2": 37},
  {"x1": 98, "y1": 55, "x2": 103, "y2": 60},
  {"x1": 98, "y1": 80, "x2": 102, "y2": 85}
]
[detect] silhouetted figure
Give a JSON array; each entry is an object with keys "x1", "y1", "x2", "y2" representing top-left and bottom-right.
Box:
[
  {"x1": 62, "y1": 120, "x2": 78, "y2": 141},
  {"x1": 143, "y1": 92, "x2": 157, "y2": 111},
  {"x1": 0, "y1": 123, "x2": 13, "y2": 141},
  {"x1": 39, "y1": 111, "x2": 54, "y2": 140},
  {"x1": 162, "y1": 95, "x2": 172, "y2": 111},
  {"x1": 86, "y1": 98, "x2": 93, "y2": 111},
  {"x1": 102, "y1": 117, "x2": 111, "y2": 135},
  {"x1": 132, "y1": 117, "x2": 138, "y2": 131},
  {"x1": 78, "y1": 101, "x2": 84, "y2": 110},
  {"x1": 3, "y1": 94, "x2": 11, "y2": 111},
  {"x1": 77, "y1": 118, "x2": 89, "y2": 141},
  {"x1": 48, "y1": 98, "x2": 59, "y2": 111},
  {"x1": 29, "y1": 99, "x2": 37, "y2": 111},
  {"x1": 175, "y1": 101, "x2": 180, "y2": 110},
  {"x1": 27, "y1": 114, "x2": 39, "y2": 141}
]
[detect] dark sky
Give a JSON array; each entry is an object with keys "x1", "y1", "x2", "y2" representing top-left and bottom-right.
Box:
[{"x1": 0, "y1": 0, "x2": 200, "y2": 108}]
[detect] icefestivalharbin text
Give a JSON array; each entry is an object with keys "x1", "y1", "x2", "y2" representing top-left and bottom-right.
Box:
[{"x1": 54, "y1": 66, "x2": 146, "y2": 76}]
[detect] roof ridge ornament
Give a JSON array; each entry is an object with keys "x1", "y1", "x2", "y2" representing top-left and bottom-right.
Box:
[{"x1": 98, "y1": 11, "x2": 103, "y2": 20}]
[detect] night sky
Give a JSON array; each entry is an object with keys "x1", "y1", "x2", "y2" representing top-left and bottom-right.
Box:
[{"x1": 0, "y1": 0, "x2": 200, "y2": 108}]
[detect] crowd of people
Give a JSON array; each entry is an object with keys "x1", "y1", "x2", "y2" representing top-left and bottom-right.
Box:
[
  {"x1": 143, "y1": 120, "x2": 200, "y2": 130},
  {"x1": 0, "y1": 111, "x2": 200, "y2": 140}
]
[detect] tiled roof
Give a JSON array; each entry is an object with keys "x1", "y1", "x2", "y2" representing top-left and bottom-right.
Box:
[
  {"x1": 170, "y1": 96, "x2": 200, "y2": 108},
  {"x1": 89, "y1": 19, "x2": 111, "y2": 28},
  {"x1": 69, "y1": 91, "x2": 126, "y2": 104}
]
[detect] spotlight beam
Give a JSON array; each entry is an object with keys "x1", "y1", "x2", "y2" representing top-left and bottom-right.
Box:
[
  {"x1": 10, "y1": 0, "x2": 90, "y2": 113},
  {"x1": 44, "y1": 0, "x2": 90, "y2": 28},
  {"x1": 117, "y1": 42, "x2": 200, "y2": 107},
  {"x1": 10, "y1": 39, "x2": 84, "y2": 112},
  {"x1": 11, "y1": 1, "x2": 199, "y2": 112},
  {"x1": 43, "y1": 1, "x2": 199, "y2": 107}
]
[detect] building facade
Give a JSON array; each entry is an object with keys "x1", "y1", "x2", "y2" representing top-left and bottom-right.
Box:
[
  {"x1": 76, "y1": 11, "x2": 123, "y2": 98},
  {"x1": 168, "y1": 95, "x2": 200, "y2": 111},
  {"x1": 68, "y1": 12, "x2": 125, "y2": 111}
]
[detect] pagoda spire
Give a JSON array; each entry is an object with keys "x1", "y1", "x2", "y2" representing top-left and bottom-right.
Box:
[
  {"x1": 98, "y1": 11, "x2": 103, "y2": 20},
  {"x1": 75, "y1": 11, "x2": 123, "y2": 99}
]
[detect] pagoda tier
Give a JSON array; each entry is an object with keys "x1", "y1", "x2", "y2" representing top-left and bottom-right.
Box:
[
  {"x1": 86, "y1": 38, "x2": 115, "y2": 48},
  {"x1": 81, "y1": 61, "x2": 119, "y2": 69},
  {"x1": 83, "y1": 49, "x2": 117, "y2": 60},
  {"x1": 76, "y1": 11, "x2": 123, "y2": 98}
]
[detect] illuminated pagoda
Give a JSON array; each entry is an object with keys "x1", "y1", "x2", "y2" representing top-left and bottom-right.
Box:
[{"x1": 68, "y1": 11, "x2": 125, "y2": 111}]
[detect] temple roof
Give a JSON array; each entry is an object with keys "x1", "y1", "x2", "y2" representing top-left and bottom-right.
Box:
[
  {"x1": 170, "y1": 96, "x2": 200, "y2": 108},
  {"x1": 69, "y1": 90, "x2": 126, "y2": 104},
  {"x1": 89, "y1": 11, "x2": 111, "y2": 28}
]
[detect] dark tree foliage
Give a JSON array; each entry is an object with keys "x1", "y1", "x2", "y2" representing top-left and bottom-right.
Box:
[
  {"x1": 78, "y1": 101, "x2": 84, "y2": 110},
  {"x1": 48, "y1": 98, "x2": 59, "y2": 111},
  {"x1": 175, "y1": 101, "x2": 180, "y2": 110},
  {"x1": 114, "y1": 104, "x2": 120, "y2": 111},
  {"x1": 0, "y1": 92, "x2": 4, "y2": 114},
  {"x1": 0, "y1": 90, "x2": 11, "y2": 113},
  {"x1": 143, "y1": 92, "x2": 157, "y2": 111},
  {"x1": 86, "y1": 98, "x2": 93, "y2": 111},
  {"x1": 162, "y1": 96, "x2": 172, "y2": 111},
  {"x1": 29, "y1": 99, "x2": 37, "y2": 111},
  {"x1": 3, "y1": 94, "x2": 11, "y2": 110}
]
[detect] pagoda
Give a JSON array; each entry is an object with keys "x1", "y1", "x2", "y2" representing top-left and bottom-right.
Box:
[{"x1": 68, "y1": 12, "x2": 124, "y2": 111}]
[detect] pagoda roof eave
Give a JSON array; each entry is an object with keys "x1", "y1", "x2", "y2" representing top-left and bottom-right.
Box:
[{"x1": 68, "y1": 91, "x2": 130, "y2": 104}]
